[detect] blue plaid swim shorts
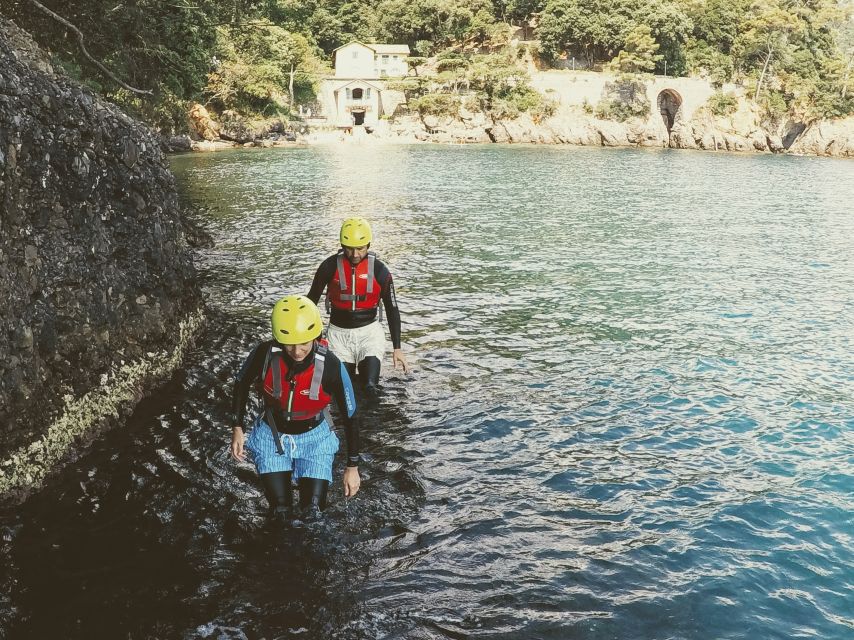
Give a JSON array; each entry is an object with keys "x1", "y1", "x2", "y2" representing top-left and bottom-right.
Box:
[{"x1": 245, "y1": 417, "x2": 340, "y2": 482}]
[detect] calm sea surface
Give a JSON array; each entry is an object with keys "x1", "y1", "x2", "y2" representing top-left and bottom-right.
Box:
[{"x1": 2, "y1": 144, "x2": 853, "y2": 639}]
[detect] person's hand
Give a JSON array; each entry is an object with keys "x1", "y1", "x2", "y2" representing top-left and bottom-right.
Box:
[
  {"x1": 343, "y1": 466, "x2": 361, "y2": 497},
  {"x1": 392, "y1": 348, "x2": 409, "y2": 374},
  {"x1": 230, "y1": 426, "x2": 246, "y2": 462}
]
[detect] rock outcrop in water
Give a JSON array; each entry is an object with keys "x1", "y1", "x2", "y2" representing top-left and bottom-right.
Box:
[
  {"x1": 0, "y1": 18, "x2": 204, "y2": 501},
  {"x1": 392, "y1": 107, "x2": 853, "y2": 156}
]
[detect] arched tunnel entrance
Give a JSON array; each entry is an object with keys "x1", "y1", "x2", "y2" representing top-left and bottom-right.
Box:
[{"x1": 657, "y1": 89, "x2": 683, "y2": 139}]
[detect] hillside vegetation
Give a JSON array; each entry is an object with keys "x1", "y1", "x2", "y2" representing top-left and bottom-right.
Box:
[{"x1": 2, "y1": 0, "x2": 853, "y2": 129}]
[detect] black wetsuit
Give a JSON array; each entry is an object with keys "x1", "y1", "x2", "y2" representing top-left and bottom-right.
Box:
[{"x1": 232, "y1": 341, "x2": 360, "y2": 512}]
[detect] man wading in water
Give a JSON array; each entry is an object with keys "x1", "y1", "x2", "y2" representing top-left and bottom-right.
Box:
[
  {"x1": 307, "y1": 217, "x2": 409, "y2": 398},
  {"x1": 230, "y1": 295, "x2": 361, "y2": 521}
]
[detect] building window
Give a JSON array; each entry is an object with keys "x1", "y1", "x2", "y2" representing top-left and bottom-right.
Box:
[
  {"x1": 346, "y1": 88, "x2": 352, "y2": 99},
  {"x1": 382, "y1": 55, "x2": 389, "y2": 65},
  {"x1": 352, "y1": 50, "x2": 358, "y2": 59},
  {"x1": 393, "y1": 55, "x2": 398, "y2": 60},
  {"x1": 352, "y1": 88, "x2": 363, "y2": 99},
  {"x1": 366, "y1": 88, "x2": 371, "y2": 98}
]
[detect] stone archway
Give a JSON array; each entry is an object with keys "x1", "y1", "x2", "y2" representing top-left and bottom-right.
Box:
[{"x1": 657, "y1": 89, "x2": 683, "y2": 135}]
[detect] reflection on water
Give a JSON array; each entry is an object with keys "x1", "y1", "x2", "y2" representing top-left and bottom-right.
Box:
[{"x1": 2, "y1": 145, "x2": 853, "y2": 639}]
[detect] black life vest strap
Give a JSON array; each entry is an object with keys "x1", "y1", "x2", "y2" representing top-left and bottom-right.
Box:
[
  {"x1": 265, "y1": 408, "x2": 285, "y2": 455},
  {"x1": 261, "y1": 348, "x2": 284, "y2": 454}
]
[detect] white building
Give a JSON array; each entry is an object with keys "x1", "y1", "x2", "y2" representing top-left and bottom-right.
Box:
[
  {"x1": 333, "y1": 42, "x2": 410, "y2": 79},
  {"x1": 314, "y1": 41, "x2": 410, "y2": 129}
]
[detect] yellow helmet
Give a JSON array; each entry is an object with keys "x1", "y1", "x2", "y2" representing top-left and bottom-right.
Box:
[
  {"x1": 340, "y1": 217, "x2": 372, "y2": 247},
  {"x1": 270, "y1": 295, "x2": 322, "y2": 344}
]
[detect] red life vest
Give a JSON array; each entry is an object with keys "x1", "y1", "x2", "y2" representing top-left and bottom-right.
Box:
[
  {"x1": 260, "y1": 344, "x2": 332, "y2": 455},
  {"x1": 328, "y1": 252, "x2": 381, "y2": 312}
]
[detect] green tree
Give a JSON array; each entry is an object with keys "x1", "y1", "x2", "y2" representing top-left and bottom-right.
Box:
[
  {"x1": 269, "y1": 0, "x2": 315, "y2": 30},
  {"x1": 466, "y1": 52, "x2": 552, "y2": 118},
  {"x1": 538, "y1": 0, "x2": 631, "y2": 66},
  {"x1": 377, "y1": 0, "x2": 443, "y2": 45},
  {"x1": 409, "y1": 92, "x2": 461, "y2": 119},
  {"x1": 838, "y1": 17, "x2": 854, "y2": 99},
  {"x1": 468, "y1": 8, "x2": 499, "y2": 46},
  {"x1": 337, "y1": 2, "x2": 381, "y2": 43},
  {"x1": 608, "y1": 24, "x2": 662, "y2": 73},
  {"x1": 636, "y1": 0, "x2": 692, "y2": 75},
  {"x1": 206, "y1": 24, "x2": 322, "y2": 114},
  {"x1": 307, "y1": 8, "x2": 346, "y2": 51},
  {"x1": 687, "y1": 0, "x2": 750, "y2": 53},
  {"x1": 735, "y1": 0, "x2": 800, "y2": 101},
  {"x1": 492, "y1": 0, "x2": 546, "y2": 26}
]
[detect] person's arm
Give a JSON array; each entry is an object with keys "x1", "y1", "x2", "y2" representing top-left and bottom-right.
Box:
[
  {"x1": 306, "y1": 255, "x2": 337, "y2": 304},
  {"x1": 230, "y1": 342, "x2": 267, "y2": 461},
  {"x1": 324, "y1": 352, "x2": 361, "y2": 497},
  {"x1": 379, "y1": 265, "x2": 409, "y2": 373}
]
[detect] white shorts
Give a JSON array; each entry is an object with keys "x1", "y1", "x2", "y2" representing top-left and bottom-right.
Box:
[{"x1": 326, "y1": 321, "x2": 386, "y2": 364}]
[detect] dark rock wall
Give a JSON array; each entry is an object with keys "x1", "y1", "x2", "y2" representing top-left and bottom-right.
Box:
[{"x1": 0, "y1": 18, "x2": 201, "y2": 461}]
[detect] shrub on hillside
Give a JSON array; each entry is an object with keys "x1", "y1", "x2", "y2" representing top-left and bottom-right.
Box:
[
  {"x1": 409, "y1": 93, "x2": 460, "y2": 119},
  {"x1": 594, "y1": 76, "x2": 650, "y2": 122},
  {"x1": 707, "y1": 91, "x2": 738, "y2": 116}
]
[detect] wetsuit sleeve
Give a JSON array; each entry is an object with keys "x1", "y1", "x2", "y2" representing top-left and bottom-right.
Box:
[
  {"x1": 323, "y1": 352, "x2": 361, "y2": 466},
  {"x1": 231, "y1": 342, "x2": 267, "y2": 430},
  {"x1": 378, "y1": 262, "x2": 402, "y2": 349},
  {"x1": 306, "y1": 255, "x2": 337, "y2": 304}
]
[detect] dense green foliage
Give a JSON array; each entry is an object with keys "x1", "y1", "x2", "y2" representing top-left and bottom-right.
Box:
[
  {"x1": 2, "y1": 0, "x2": 853, "y2": 128},
  {"x1": 206, "y1": 25, "x2": 324, "y2": 114},
  {"x1": 538, "y1": 0, "x2": 854, "y2": 120},
  {"x1": 607, "y1": 24, "x2": 663, "y2": 73}
]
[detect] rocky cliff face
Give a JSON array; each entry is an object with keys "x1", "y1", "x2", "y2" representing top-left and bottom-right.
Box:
[{"x1": 0, "y1": 18, "x2": 203, "y2": 500}]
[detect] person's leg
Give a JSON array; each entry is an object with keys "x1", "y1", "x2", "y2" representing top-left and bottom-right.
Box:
[
  {"x1": 298, "y1": 478, "x2": 330, "y2": 510},
  {"x1": 292, "y1": 426, "x2": 338, "y2": 517},
  {"x1": 259, "y1": 471, "x2": 293, "y2": 514},
  {"x1": 246, "y1": 418, "x2": 295, "y2": 515},
  {"x1": 355, "y1": 321, "x2": 387, "y2": 396},
  {"x1": 327, "y1": 324, "x2": 358, "y2": 382},
  {"x1": 358, "y1": 356, "x2": 381, "y2": 396}
]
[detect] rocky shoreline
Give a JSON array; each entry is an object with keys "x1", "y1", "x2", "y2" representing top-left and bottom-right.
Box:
[
  {"x1": 178, "y1": 72, "x2": 854, "y2": 159},
  {"x1": 0, "y1": 19, "x2": 204, "y2": 502},
  {"x1": 175, "y1": 111, "x2": 854, "y2": 158}
]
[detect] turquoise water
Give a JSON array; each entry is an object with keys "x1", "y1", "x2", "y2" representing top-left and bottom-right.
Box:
[
  {"x1": 168, "y1": 145, "x2": 854, "y2": 639},
  {"x1": 2, "y1": 144, "x2": 851, "y2": 639}
]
